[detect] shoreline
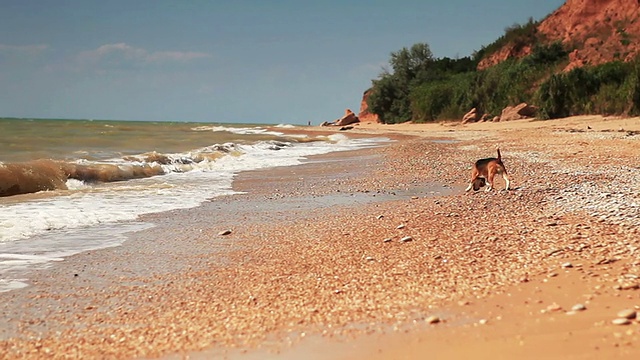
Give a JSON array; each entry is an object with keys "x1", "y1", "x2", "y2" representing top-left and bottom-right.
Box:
[{"x1": 1, "y1": 116, "x2": 640, "y2": 359}]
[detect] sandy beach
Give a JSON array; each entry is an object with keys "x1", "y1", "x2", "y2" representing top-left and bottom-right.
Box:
[{"x1": 1, "y1": 115, "x2": 640, "y2": 359}]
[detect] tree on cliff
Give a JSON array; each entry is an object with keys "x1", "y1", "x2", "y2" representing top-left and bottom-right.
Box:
[
  {"x1": 367, "y1": 43, "x2": 435, "y2": 124},
  {"x1": 366, "y1": 9, "x2": 640, "y2": 124},
  {"x1": 367, "y1": 43, "x2": 478, "y2": 124}
]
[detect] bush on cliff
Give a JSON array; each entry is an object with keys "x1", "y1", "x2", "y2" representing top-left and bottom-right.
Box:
[
  {"x1": 366, "y1": 43, "x2": 476, "y2": 124},
  {"x1": 474, "y1": 17, "x2": 540, "y2": 63},
  {"x1": 536, "y1": 59, "x2": 640, "y2": 119},
  {"x1": 368, "y1": 41, "x2": 568, "y2": 123},
  {"x1": 367, "y1": 33, "x2": 640, "y2": 123},
  {"x1": 410, "y1": 73, "x2": 474, "y2": 122}
]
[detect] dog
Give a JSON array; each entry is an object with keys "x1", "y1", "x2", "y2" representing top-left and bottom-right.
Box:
[{"x1": 465, "y1": 148, "x2": 510, "y2": 192}]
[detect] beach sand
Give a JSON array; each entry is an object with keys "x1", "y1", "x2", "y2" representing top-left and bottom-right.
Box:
[{"x1": 1, "y1": 115, "x2": 640, "y2": 359}]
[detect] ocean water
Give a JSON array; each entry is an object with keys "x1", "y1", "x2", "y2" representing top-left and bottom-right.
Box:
[{"x1": 0, "y1": 118, "x2": 387, "y2": 292}]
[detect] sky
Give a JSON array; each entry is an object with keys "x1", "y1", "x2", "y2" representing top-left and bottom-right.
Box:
[{"x1": 0, "y1": 0, "x2": 566, "y2": 125}]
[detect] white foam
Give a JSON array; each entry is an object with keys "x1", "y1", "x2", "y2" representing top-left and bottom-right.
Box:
[
  {"x1": 0, "y1": 222, "x2": 153, "y2": 292},
  {"x1": 0, "y1": 253, "x2": 64, "y2": 270},
  {"x1": 192, "y1": 125, "x2": 285, "y2": 136},
  {"x1": 2, "y1": 136, "x2": 391, "y2": 245},
  {"x1": 65, "y1": 178, "x2": 91, "y2": 190},
  {"x1": 0, "y1": 279, "x2": 29, "y2": 293},
  {"x1": 0, "y1": 135, "x2": 391, "y2": 292}
]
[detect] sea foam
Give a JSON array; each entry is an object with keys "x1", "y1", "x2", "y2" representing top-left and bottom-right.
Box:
[{"x1": 0, "y1": 129, "x2": 390, "y2": 292}]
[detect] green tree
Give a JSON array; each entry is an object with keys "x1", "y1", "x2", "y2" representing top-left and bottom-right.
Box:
[
  {"x1": 367, "y1": 74, "x2": 411, "y2": 124},
  {"x1": 390, "y1": 43, "x2": 435, "y2": 83},
  {"x1": 367, "y1": 29, "x2": 639, "y2": 123},
  {"x1": 367, "y1": 43, "x2": 435, "y2": 124}
]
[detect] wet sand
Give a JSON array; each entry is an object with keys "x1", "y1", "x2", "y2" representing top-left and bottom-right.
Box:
[{"x1": 1, "y1": 115, "x2": 640, "y2": 359}]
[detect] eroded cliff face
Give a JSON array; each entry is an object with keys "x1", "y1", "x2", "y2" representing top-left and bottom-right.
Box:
[
  {"x1": 479, "y1": 0, "x2": 640, "y2": 71},
  {"x1": 477, "y1": 44, "x2": 533, "y2": 70},
  {"x1": 357, "y1": 90, "x2": 380, "y2": 123},
  {"x1": 360, "y1": 0, "x2": 640, "y2": 122}
]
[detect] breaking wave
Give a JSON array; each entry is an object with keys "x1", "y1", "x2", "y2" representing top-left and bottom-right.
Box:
[{"x1": 0, "y1": 142, "x2": 282, "y2": 197}]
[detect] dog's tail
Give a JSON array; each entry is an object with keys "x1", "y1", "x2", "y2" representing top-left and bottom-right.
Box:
[{"x1": 497, "y1": 148, "x2": 502, "y2": 161}]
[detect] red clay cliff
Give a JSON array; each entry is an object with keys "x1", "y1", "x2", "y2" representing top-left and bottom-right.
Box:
[{"x1": 479, "y1": 0, "x2": 640, "y2": 71}]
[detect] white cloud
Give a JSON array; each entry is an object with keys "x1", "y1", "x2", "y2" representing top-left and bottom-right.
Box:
[
  {"x1": 97, "y1": 43, "x2": 145, "y2": 57},
  {"x1": 77, "y1": 43, "x2": 211, "y2": 65}
]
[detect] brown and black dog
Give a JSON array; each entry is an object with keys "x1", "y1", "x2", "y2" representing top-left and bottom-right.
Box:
[{"x1": 465, "y1": 149, "x2": 510, "y2": 192}]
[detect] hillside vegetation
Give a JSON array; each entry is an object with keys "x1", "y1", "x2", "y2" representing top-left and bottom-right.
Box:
[{"x1": 366, "y1": 20, "x2": 640, "y2": 124}]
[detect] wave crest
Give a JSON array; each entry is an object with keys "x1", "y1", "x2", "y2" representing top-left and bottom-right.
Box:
[{"x1": 0, "y1": 160, "x2": 69, "y2": 197}]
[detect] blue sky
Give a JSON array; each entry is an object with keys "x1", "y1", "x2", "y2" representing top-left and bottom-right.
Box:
[{"x1": 0, "y1": 0, "x2": 565, "y2": 125}]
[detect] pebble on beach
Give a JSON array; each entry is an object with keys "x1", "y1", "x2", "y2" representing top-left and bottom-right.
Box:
[
  {"x1": 612, "y1": 318, "x2": 632, "y2": 326},
  {"x1": 546, "y1": 303, "x2": 563, "y2": 312},
  {"x1": 426, "y1": 316, "x2": 441, "y2": 324},
  {"x1": 571, "y1": 304, "x2": 587, "y2": 312},
  {"x1": 616, "y1": 309, "x2": 637, "y2": 320}
]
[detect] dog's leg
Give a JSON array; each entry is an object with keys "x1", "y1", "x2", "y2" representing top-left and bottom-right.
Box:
[
  {"x1": 466, "y1": 169, "x2": 479, "y2": 192},
  {"x1": 502, "y1": 173, "x2": 510, "y2": 190},
  {"x1": 485, "y1": 172, "x2": 494, "y2": 192}
]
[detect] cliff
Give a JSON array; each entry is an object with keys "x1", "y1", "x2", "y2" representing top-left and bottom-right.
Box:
[
  {"x1": 357, "y1": 90, "x2": 380, "y2": 123},
  {"x1": 358, "y1": 0, "x2": 640, "y2": 123},
  {"x1": 478, "y1": 0, "x2": 640, "y2": 71}
]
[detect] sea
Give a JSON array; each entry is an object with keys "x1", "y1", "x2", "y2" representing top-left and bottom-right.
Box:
[{"x1": 0, "y1": 118, "x2": 387, "y2": 292}]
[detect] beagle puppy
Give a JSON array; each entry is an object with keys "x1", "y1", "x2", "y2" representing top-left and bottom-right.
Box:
[{"x1": 465, "y1": 149, "x2": 510, "y2": 192}]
